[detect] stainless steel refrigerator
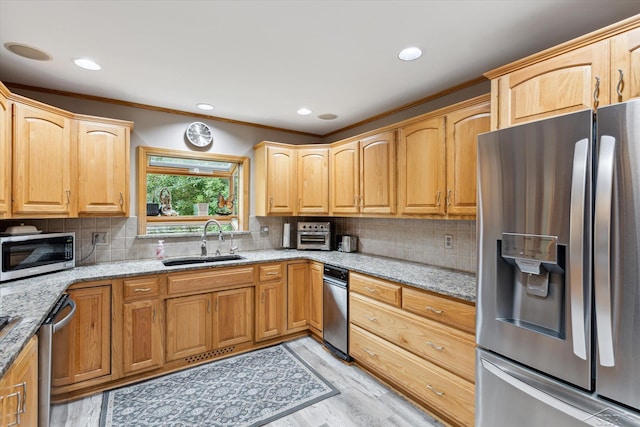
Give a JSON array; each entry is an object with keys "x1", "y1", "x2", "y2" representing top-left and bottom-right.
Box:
[{"x1": 476, "y1": 99, "x2": 640, "y2": 426}]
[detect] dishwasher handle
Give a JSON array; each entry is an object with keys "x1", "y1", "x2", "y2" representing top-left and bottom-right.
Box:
[
  {"x1": 323, "y1": 276, "x2": 347, "y2": 289},
  {"x1": 53, "y1": 298, "x2": 76, "y2": 333}
]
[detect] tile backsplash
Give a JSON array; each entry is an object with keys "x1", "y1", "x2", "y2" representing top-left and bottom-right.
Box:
[{"x1": 0, "y1": 216, "x2": 477, "y2": 273}]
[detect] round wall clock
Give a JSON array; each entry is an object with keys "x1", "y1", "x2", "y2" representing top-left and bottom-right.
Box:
[{"x1": 185, "y1": 122, "x2": 213, "y2": 147}]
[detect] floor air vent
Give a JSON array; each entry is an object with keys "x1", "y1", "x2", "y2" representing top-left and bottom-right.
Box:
[{"x1": 185, "y1": 346, "x2": 236, "y2": 363}]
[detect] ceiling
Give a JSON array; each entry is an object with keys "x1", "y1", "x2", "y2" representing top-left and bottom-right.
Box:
[{"x1": 1, "y1": 1, "x2": 639, "y2": 136}]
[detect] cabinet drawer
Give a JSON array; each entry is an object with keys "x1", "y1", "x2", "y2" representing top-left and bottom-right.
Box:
[
  {"x1": 350, "y1": 324, "x2": 474, "y2": 427},
  {"x1": 258, "y1": 263, "x2": 283, "y2": 281},
  {"x1": 167, "y1": 267, "x2": 254, "y2": 296},
  {"x1": 350, "y1": 272, "x2": 401, "y2": 306},
  {"x1": 350, "y1": 293, "x2": 475, "y2": 383},
  {"x1": 123, "y1": 276, "x2": 161, "y2": 300},
  {"x1": 402, "y1": 287, "x2": 475, "y2": 334}
]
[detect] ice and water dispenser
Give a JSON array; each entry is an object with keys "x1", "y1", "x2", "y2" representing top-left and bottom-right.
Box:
[{"x1": 496, "y1": 232, "x2": 566, "y2": 339}]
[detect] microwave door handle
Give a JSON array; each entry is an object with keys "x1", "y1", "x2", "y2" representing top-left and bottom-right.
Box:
[
  {"x1": 594, "y1": 135, "x2": 616, "y2": 367},
  {"x1": 569, "y1": 138, "x2": 589, "y2": 360},
  {"x1": 53, "y1": 298, "x2": 76, "y2": 333}
]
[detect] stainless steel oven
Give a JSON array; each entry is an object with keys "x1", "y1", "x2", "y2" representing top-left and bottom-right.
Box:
[
  {"x1": 0, "y1": 232, "x2": 75, "y2": 282},
  {"x1": 296, "y1": 222, "x2": 331, "y2": 251}
]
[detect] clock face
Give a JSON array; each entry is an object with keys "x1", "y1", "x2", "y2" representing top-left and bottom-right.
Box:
[{"x1": 186, "y1": 122, "x2": 213, "y2": 147}]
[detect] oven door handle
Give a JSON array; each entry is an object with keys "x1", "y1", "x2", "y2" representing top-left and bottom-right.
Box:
[{"x1": 53, "y1": 298, "x2": 76, "y2": 333}]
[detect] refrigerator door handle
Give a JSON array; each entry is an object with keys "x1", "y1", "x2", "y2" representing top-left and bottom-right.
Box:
[
  {"x1": 480, "y1": 358, "x2": 601, "y2": 424},
  {"x1": 569, "y1": 138, "x2": 589, "y2": 360},
  {"x1": 594, "y1": 135, "x2": 616, "y2": 367}
]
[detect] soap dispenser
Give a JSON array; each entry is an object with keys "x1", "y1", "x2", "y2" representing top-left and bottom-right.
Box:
[{"x1": 156, "y1": 240, "x2": 165, "y2": 260}]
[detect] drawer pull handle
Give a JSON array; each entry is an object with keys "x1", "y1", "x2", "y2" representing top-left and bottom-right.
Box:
[
  {"x1": 7, "y1": 390, "x2": 21, "y2": 426},
  {"x1": 427, "y1": 384, "x2": 445, "y2": 396},
  {"x1": 134, "y1": 288, "x2": 152, "y2": 292},
  {"x1": 363, "y1": 348, "x2": 378, "y2": 357},
  {"x1": 364, "y1": 314, "x2": 378, "y2": 322},
  {"x1": 266, "y1": 271, "x2": 278, "y2": 276},
  {"x1": 364, "y1": 287, "x2": 378, "y2": 293},
  {"x1": 426, "y1": 341, "x2": 444, "y2": 351},
  {"x1": 425, "y1": 306, "x2": 444, "y2": 315}
]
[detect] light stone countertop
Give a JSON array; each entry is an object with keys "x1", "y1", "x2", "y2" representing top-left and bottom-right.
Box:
[{"x1": 0, "y1": 249, "x2": 476, "y2": 378}]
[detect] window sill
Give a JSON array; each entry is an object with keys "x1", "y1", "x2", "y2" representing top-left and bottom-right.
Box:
[{"x1": 136, "y1": 230, "x2": 251, "y2": 240}]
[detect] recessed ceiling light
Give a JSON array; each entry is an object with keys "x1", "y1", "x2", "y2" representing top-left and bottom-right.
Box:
[
  {"x1": 4, "y1": 42, "x2": 52, "y2": 61},
  {"x1": 297, "y1": 107, "x2": 312, "y2": 116},
  {"x1": 318, "y1": 114, "x2": 338, "y2": 120},
  {"x1": 73, "y1": 58, "x2": 101, "y2": 70},
  {"x1": 197, "y1": 103, "x2": 215, "y2": 111},
  {"x1": 398, "y1": 47, "x2": 422, "y2": 61}
]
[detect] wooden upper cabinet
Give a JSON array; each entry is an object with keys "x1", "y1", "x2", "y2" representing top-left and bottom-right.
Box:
[
  {"x1": 398, "y1": 117, "x2": 446, "y2": 215},
  {"x1": 297, "y1": 147, "x2": 329, "y2": 215},
  {"x1": 76, "y1": 120, "x2": 130, "y2": 216},
  {"x1": 329, "y1": 131, "x2": 396, "y2": 215},
  {"x1": 330, "y1": 140, "x2": 360, "y2": 214},
  {"x1": 360, "y1": 131, "x2": 396, "y2": 215},
  {"x1": 0, "y1": 84, "x2": 10, "y2": 218},
  {"x1": 487, "y1": 16, "x2": 640, "y2": 129},
  {"x1": 445, "y1": 100, "x2": 491, "y2": 216},
  {"x1": 12, "y1": 101, "x2": 74, "y2": 216},
  {"x1": 254, "y1": 143, "x2": 297, "y2": 215},
  {"x1": 611, "y1": 26, "x2": 640, "y2": 102},
  {"x1": 493, "y1": 40, "x2": 609, "y2": 129}
]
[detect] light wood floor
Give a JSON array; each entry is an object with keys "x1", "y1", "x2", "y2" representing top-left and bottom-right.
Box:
[{"x1": 50, "y1": 336, "x2": 443, "y2": 426}]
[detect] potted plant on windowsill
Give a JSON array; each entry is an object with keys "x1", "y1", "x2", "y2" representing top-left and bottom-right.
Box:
[{"x1": 193, "y1": 195, "x2": 209, "y2": 216}]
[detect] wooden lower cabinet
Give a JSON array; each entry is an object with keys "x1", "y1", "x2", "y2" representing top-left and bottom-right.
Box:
[
  {"x1": 351, "y1": 325, "x2": 474, "y2": 426},
  {"x1": 213, "y1": 287, "x2": 253, "y2": 348},
  {"x1": 308, "y1": 261, "x2": 323, "y2": 332},
  {"x1": 165, "y1": 287, "x2": 253, "y2": 362},
  {"x1": 287, "y1": 262, "x2": 309, "y2": 332},
  {"x1": 166, "y1": 293, "x2": 213, "y2": 361},
  {"x1": 52, "y1": 283, "x2": 111, "y2": 389},
  {"x1": 123, "y1": 298, "x2": 163, "y2": 374},
  {"x1": 256, "y1": 263, "x2": 286, "y2": 342},
  {"x1": 0, "y1": 335, "x2": 38, "y2": 427}
]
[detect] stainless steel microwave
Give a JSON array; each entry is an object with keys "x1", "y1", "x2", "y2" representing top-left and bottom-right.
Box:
[{"x1": 0, "y1": 232, "x2": 75, "y2": 282}]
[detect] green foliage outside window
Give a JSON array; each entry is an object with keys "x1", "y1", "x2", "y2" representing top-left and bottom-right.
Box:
[{"x1": 147, "y1": 174, "x2": 233, "y2": 216}]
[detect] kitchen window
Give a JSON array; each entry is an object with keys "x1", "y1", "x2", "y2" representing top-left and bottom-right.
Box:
[{"x1": 137, "y1": 146, "x2": 249, "y2": 235}]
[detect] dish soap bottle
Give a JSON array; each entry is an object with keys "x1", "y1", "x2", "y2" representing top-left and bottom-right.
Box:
[{"x1": 156, "y1": 240, "x2": 165, "y2": 260}]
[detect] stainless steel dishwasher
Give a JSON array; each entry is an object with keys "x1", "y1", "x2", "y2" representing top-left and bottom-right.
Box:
[{"x1": 323, "y1": 264, "x2": 351, "y2": 361}]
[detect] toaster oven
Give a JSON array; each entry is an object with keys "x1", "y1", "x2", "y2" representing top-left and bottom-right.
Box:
[{"x1": 297, "y1": 222, "x2": 331, "y2": 251}]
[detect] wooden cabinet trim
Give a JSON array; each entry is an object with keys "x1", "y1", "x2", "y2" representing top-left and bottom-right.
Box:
[{"x1": 167, "y1": 267, "x2": 254, "y2": 296}]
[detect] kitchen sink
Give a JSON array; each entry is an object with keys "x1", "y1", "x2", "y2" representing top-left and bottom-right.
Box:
[{"x1": 162, "y1": 254, "x2": 244, "y2": 266}]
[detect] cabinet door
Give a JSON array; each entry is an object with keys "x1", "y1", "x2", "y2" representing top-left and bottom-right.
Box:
[
  {"x1": 611, "y1": 26, "x2": 640, "y2": 102},
  {"x1": 165, "y1": 294, "x2": 212, "y2": 361},
  {"x1": 360, "y1": 131, "x2": 396, "y2": 214},
  {"x1": 445, "y1": 101, "x2": 491, "y2": 216},
  {"x1": 496, "y1": 40, "x2": 609, "y2": 129},
  {"x1": 267, "y1": 145, "x2": 296, "y2": 215},
  {"x1": 256, "y1": 280, "x2": 285, "y2": 341},
  {"x1": 0, "y1": 89, "x2": 10, "y2": 218},
  {"x1": 297, "y1": 147, "x2": 329, "y2": 214},
  {"x1": 398, "y1": 117, "x2": 446, "y2": 215},
  {"x1": 308, "y1": 261, "x2": 323, "y2": 332},
  {"x1": 287, "y1": 262, "x2": 309, "y2": 331},
  {"x1": 123, "y1": 299, "x2": 163, "y2": 374},
  {"x1": 53, "y1": 285, "x2": 111, "y2": 386},
  {"x1": 77, "y1": 121, "x2": 129, "y2": 216},
  {"x1": 12, "y1": 102, "x2": 73, "y2": 216},
  {"x1": 0, "y1": 335, "x2": 37, "y2": 427},
  {"x1": 330, "y1": 140, "x2": 360, "y2": 214},
  {"x1": 213, "y1": 287, "x2": 253, "y2": 348}
]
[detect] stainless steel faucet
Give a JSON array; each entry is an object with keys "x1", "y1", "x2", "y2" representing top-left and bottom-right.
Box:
[{"x1": 201, "y1": 219, "x2": 224, "y2": 256}]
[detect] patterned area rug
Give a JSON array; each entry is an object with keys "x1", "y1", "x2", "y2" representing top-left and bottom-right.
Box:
[{"x1": 100, "y1": 344, "x2": 339, "y2": 426}]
